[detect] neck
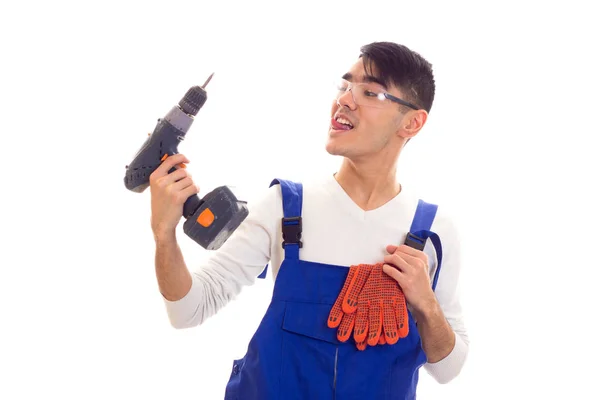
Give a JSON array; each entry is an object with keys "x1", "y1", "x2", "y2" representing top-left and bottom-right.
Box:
[{"x1": 334, "y1": 153, "x2": 401, "y2": 211}]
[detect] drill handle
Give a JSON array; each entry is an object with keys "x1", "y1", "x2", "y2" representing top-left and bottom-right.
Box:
[
  {"x1": 166, "y1": 163, "x2": 202, "y2": 218},
  {"x1": 183, "y1": 194, "x2": 203, "y2": 219}
]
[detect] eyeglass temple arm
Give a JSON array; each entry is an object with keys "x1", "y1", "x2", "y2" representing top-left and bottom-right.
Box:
[{"x1": 384, "y1": 93, "x2": 420, "y2": 110}]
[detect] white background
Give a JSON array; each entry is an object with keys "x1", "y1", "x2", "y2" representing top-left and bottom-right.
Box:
[{"x1": 1, "y1": 0, "x2": 599, "y2": 399}]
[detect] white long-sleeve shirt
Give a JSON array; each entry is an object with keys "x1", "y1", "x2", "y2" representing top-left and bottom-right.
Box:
[{"x1": 163, "y1": 173, "x2": 469, "y2": 384}]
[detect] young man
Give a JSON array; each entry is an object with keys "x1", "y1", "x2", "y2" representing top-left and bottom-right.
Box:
[{"x1": 149, "y1": 41, "x2": 469, "y2": 398}]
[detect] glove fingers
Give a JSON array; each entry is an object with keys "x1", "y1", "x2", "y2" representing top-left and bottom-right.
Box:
[
  {"x1": 367, "y1": 298, "x2": 383, "y2": 346},
  {"x1": 365, "y1": 265, "x2": 384, "y2": 346},
  {"x1": 327, "y1": 266, "x2": 356, "y2": 328},
  {"x1": 395, "y1": 292, "x2": 409, "y2": 339},
  {"x1": 337, "y1": 310, "x2": 356, "y2": 342},
  {"x1": 342, "y1": 264, "x2": 372, "y2": 314},
  {"x1": 356, "y1": 339, "x2": 367, "y2": 351},
  {"x1": 383, "y1": 299, "x2": 399, "y2": 345},
  {"x1": 327, "y1": 305, "x2": 344, "y2": 329},
  {"x1": 378, "y1": 333, "x2": 386, "y2": 345},
  {"x1": 353, "y1": 299, "x2": 369, "y2": 343},
  {"x1": 381, "y1": 273, "x2": 399, "y2": 345}
]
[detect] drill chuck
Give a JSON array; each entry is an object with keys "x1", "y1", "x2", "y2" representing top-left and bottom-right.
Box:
[
  {"x1": 179, "y1": 86, "x2": 207, "y2": 116},
  {"x1": 178, "y1": 73, "x2": 213, "y2": 116}
]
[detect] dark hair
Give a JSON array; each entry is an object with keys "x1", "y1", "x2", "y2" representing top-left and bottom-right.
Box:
[{"x1": 359, "y1": 42, "x2": 435, "y2": 113}]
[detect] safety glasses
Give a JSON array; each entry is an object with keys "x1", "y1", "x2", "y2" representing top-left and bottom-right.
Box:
[{"x1": 334, "y1": 78, "x2": 420, "y2": 110}]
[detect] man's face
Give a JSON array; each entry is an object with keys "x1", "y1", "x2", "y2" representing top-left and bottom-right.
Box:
[{"x1": 325, "y1": 58, "x2": 409, "y2": 159}]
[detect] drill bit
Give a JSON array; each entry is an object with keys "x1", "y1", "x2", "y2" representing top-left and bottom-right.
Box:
[{"x1": 202, "y1": 72, "x2": 214, "y2": 88}]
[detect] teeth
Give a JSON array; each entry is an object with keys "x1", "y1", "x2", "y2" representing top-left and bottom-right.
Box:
[{"x1": 336, "y1": 116, "x2": 353, "y2": 127}]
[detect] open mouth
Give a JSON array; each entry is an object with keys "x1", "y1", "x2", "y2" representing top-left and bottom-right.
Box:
[{"x1": 331, "y1": 115, "x2": 354, "y2": 131}]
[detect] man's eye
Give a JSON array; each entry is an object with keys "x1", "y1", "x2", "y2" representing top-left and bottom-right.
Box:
[{"x1": 364, "y1": 90, "x2": 378, "y2": 97}]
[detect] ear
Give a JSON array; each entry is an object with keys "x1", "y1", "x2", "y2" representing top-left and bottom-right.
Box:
[{"x1": 396, "y1": 109, "x2": 428, "y2": 139}]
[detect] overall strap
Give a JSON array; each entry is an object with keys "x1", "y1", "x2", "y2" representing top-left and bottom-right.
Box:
[
  {"x1": 257, "y1": 178, "x2": 303, "y2": 279},
  {"x1": 404, "y1": 199, "x2": 444, "y2": 291}
]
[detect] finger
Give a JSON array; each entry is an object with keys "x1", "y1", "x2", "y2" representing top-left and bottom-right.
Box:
[
  {"x1": 337, "y1": 311, "x2": 355, "y2": 342},
  {"x1": 342, "y1": 264, "x2": 372, "y2": 313},
  {"x1": 389, "y1": 244, "x2": 427, "y2": 266},
  {"x1": 165, "y1": 181, "x2": 196, "y2": 206},
  {"x1": 153, "y1": 154, "x2": 190, "y2": 178},
  {"x1": 169, "y1": 176, "x2": 195, "y2": 192},
  {"x1": 391, "y1": 252, "x2": 424, "y2": 272},
  {"x1": 386, "y1": 244, "x2": 399, "y2": 254},
  {"x1": 162, "y1": 152, "x2": 189, "y2": 171},
  {"x1": 383, "y1": 254, "x2": 410, "y2": 271},
  {"x1": 391, "y1": 250, "x2": 428, "y2": 277},
  {"x1": 179, "y1": 183, "x2": 200, "y2": 201},
  {"x1": 396, "y1": 252, "x2": 423, "y2": 265},
  {"x1": 397, "y1": 244, "x2": 428, "y2": 260},
  {"x1": 156, "y1": 167, "x2": 190, "y2": 188},
  {"x1": 382, "y1": 264, "x2": 406, "y2": 287}
]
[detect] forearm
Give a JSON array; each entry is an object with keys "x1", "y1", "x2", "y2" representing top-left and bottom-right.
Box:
[
  {"x1": 414, "y1": 299, "x2": 456, "y2": 363},
  {"x1": 156, "y1": 183, "x2": 280, "y2": 329},
  {"x1": 154, "y1": 231, "x2": 192, "y2": 301}
]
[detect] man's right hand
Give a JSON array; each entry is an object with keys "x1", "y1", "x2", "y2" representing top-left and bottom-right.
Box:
[{"x1": 149, "y1": 153, "x2": 200, "y2": 240}]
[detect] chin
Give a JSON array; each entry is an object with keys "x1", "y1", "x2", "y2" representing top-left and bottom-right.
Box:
[
  {"x1": 325, "y1": 147, "x2": 339, "y2": 156},
  {"x1": 324, "y1": 138, "x2": 338, "y2": 155},
  {"x1": 325, "y1": 138, "x2": 346, "y2": 157},
  {"x1": 325, "y1": 131, "x2": 346, "y2": 154}
]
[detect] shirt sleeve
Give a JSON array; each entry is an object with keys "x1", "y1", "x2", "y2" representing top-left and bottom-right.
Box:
[
  {"x1": 162, "y1": 184, "x2": 282, "y2": 329},
  {"x1": 423, "y1": 208, "x2": 470, "y2": 384}
]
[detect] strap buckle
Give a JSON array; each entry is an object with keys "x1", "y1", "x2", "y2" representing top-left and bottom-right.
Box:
[
  {"x1": 282, "y1": 216, "x2": 303, "y2": 248},
  {"x1": 405, "y1": 232, "x2": 426, "y2": 251}
]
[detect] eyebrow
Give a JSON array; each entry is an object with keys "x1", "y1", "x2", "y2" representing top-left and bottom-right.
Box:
[{"x1": 342, "y1": 72, "x2": 388, "y2": 89}]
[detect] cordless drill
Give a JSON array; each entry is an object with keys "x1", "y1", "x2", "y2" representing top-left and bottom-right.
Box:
[{"x1": 124, "y1": 74, "x2": 249, "y2": 250}]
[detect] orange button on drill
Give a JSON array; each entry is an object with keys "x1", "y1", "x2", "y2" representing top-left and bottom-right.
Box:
[
  {"x1": 161, "y1": 153, "x2": 186, "y2": 168},
  {"x1": 197, "y1": 208, "x2": 215, "y2": 227}
]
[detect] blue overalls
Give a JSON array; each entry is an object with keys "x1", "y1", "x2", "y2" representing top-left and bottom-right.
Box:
[{"x1": 224, "y1": 179, "x2": 443, "y2": 400}]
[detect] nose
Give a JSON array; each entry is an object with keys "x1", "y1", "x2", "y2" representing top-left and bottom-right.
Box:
[{"x1": 336, "y1": 87, "x2": 357, "y2": 110}]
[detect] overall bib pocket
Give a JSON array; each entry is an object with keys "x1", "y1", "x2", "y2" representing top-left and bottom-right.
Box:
[{"x1": 280, "y1": 301, "x2": 339, "y2": 400}]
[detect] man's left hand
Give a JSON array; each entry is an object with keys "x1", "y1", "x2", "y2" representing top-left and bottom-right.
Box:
[{"x1": 382, "y1": 244, "x2": 436, "y2": 315}]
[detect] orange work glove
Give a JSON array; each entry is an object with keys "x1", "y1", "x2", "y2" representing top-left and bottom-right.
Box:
[
  {"x1": 353, "y1": 263, "x2": 410, "y2": 348},
  {"x1": 354, "y1": 327, "x2": 386, "y2": 351},
  {"x1": 352, "y1": 263, "x2": 384, "y2": 346},
  {"x1": 380, "y1": 266, "x2": 409, "y2": 343},
  {"x1": 328, "y1": 264, "x2": 374, "y2": 344}
]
